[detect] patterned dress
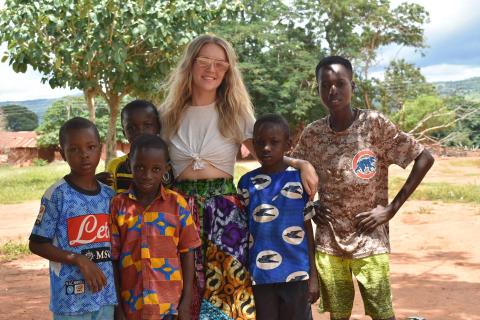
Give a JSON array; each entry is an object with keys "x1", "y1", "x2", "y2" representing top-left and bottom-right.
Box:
[{"x1": 174, "y1": 179, "x2": 256, "y2": 320}]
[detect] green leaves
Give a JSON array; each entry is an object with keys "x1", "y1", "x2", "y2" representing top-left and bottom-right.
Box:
[
  {"x1": 1, "y1": 0, "x2": 232, "y2": 162},
  {"x1": 0, "y1": 105, "x2": 39, "y2": 131}
]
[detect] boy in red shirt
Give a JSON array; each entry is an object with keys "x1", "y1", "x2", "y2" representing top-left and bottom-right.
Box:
[{"x1": 111, "y1": 134, "x2": 201, "y2": 319}]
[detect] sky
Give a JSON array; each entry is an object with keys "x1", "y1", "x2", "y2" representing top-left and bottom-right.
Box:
[{"x1": 1, "y1": 0, "x2": 480, "y2": 101}]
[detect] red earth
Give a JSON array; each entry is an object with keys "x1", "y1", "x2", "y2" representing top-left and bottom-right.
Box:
[
  {"x1": 1, "y1": 156, "x2": 479, "y2": 319},
  {"x1": 1, "y1": 200, "x2": 479, "y2": 319}
]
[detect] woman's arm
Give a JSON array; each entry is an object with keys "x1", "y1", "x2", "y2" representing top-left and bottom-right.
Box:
[{"x1": 242, "y1": 138, "x2": 257, "y2": 160}]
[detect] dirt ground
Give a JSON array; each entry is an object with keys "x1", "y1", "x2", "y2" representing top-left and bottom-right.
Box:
[{"x1": 1, "y1": 158, "x2": 479, "y2": 320}]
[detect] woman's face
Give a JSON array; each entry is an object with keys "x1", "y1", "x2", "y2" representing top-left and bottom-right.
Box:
[{"x1": 191, "y1": 43, "x2": 229, "y2": 96}]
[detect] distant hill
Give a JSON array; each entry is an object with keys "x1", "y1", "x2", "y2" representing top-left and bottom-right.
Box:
[
  {"x1": 434, "y1": 77, "x2": 480, "y2": 101},
  {"x1": 0, "y1": 98, "x2": 58, "y2": 122}
]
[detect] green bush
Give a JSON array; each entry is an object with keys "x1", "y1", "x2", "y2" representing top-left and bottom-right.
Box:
[
  {"x1": 32, "y1": 158, "x2": 48, "y2": 167},
  {"x1": 0, "y1": 241, "x2": 30, "y2": 261}
]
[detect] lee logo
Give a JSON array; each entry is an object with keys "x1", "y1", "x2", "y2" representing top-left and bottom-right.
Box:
[
  {"x1": 352, "y1": 149, "x2": 377, "y2": 179},
  {"x1": 67, "y1": 214, "x2": 110, "y2": 247}
]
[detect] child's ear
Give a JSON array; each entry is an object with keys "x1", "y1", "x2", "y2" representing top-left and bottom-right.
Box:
[
  {"x1": 351, "y1": 80, "x2": 356, "y2": 91},
  {"x1": 59, "y1": 148, "x2": 66, "y2": 161},
  {"x1": 286, "y1": 138, "x2": 293, "y2": 152}
]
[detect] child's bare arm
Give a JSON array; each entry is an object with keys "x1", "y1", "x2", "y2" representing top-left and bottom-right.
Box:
[
  {"x1": 29, "y1": 241, "x2": 107, "y2": 293},
  {"x1": 355, "y1": 149, "x2": 435, "y2": 233},
  {"x1": 178, "y1": 250, "x2": 195, "y2": 320},
  {"x1": 284, "y1": 157, "x2": 319, "y2": 200},
  {"x1": 112, "y1": 261, "x2": 126, "y2": 320},
  {"x1": 305, "y1": 220, "x2": 320, "y2": 303}
]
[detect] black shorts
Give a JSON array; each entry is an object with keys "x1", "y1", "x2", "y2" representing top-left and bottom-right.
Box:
[{"x1": 253, "y1": 280, "x2": 312, "y2": 320}]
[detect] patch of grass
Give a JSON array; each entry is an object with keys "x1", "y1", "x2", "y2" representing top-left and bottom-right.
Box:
[
  {"x1": 446, "y1": 158, "x2": 480, "y2": 167},
  {"x1": 234, "y1": 165, "x2": 252, "y2": 186},
  {"x1": 416, "y1": 206, "x2": 434, "y2": 214},
  {"x1": 0, "y1": 162, "x2": 70, "y2": 204},
  {"x1": 0, "y1": 241, "x2": 30, "y2": 262},
  {"x1": 389, "y1": 177, "x2": 480, "y2": 204}
]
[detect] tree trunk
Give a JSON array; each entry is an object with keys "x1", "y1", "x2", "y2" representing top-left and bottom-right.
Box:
[
  {"x1": 84, "y1": 88, "x2": 96, "y2": 123},
  {"x1": 105, "y1": 94, "x2": 121, "y2": 167},
  {"x1": 364, "y1": 90, "x2": 372, "y2": 109}
]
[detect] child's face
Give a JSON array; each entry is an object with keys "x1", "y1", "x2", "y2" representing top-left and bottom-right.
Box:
[
  {"x1": 122, "y1": 108, "x2": 160, "y2": 144},
  {"x1": 130, "y1": 147, "x2": 169, "y2": 196},
  {"x1": 253, "y1": 124, "x2": 291, "y2": 173},
  {"x1": 192, "y1": 43, "x2": 229, "y2": 96},
  {"x1": 61, "y1": 128, "x2": 101, "y2": 177},
  {"x1": 317, "y1": 64, "x2": 354, "y2": 112}
]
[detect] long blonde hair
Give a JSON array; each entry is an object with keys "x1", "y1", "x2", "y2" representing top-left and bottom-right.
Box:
[{"x1": 160, "y1": 34, "x2": 254, "y2": 143}]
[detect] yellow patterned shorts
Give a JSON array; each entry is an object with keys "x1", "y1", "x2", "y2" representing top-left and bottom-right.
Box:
[{"x1": 315, "y1": 252, "x2": 394, "y2": 320}]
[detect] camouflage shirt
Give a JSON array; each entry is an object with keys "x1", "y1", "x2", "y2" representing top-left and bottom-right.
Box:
[{"x1": 292, "y1": 109, "x2": 424, "y2": 258}]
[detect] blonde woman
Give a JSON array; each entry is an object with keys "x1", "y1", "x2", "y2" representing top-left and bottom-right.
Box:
[{"x1": 160, "y1": 34, "x2": 318, "y2": 320}]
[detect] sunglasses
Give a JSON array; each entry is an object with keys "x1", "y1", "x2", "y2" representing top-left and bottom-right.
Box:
[{"x1": 195, "y1": 56, "x2": 230, "y2": 72}]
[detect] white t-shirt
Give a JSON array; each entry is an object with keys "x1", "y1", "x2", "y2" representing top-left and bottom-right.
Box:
[{"x1": 168, "y1": 102, "x2": 255, "y2": 178}]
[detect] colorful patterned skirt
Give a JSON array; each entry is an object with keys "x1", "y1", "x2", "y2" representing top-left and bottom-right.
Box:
[{"x1": 174, "y1": 178, "x2": 256, "y2": 320}]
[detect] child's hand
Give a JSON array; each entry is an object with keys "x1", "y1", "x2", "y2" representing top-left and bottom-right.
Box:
[
  {"x1": 355, "y1": 204, "x2": 394, "y2": 233},
  {"x1": 178, "y1": 298, "x2": 191, "y2": 320},
  {"x1": 74, "y1": 254, "x2": 107, "y2": 293},
  {"x1": 96, "y1": 172, "x2": 113, "y2": 186},
  {"x1": 308, "y1": 275, "x2": 320, "y2": 304},
  {"x1": 299, "y1": 161, "x2": 318, "y2": 200},
  {"x1": 312, "y1": 201, "x2": 334, "y2": 225}
]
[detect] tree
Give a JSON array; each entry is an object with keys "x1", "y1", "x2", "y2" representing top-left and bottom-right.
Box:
[
  {"x1": 0, "y1": 108, "x2": 5, "y2": 131},
  {"x1": 213, "y1": 0, "x2": 327, "y2": 132},
  {"x1": 378, "y1": 59, "x2": 436, "y2": 114},
  {"x1": 391, "y1": 95, "x2": 455, "y2": 142},
  {"x1": 0, "y1": 105, "x2": 39, "y2": 131},
  {"x1": 1, "y1": 0, "x2": 236, "y2": 163},
  {"x1": 441, "y1": 96, "x2": 480, "y2": 148},
  {"x1": 295, "y1": 0, "x2": 429, "y2": 108},
  {"x1": 36, "y1": 96, "x2": 126, "y2": 148}
]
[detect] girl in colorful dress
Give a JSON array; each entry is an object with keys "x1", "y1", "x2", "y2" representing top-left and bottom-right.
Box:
[{"x1": 160, "y1": 34, "x2": 318, "y2": 320}]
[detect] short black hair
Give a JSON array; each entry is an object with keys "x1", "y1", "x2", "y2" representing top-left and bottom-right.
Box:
[
  {"x1": 59, "y1": 117, "x2": 100, "y2": 149},
  {"x1": 120, "y1": 99, "x2": 161, "y2": 129},
  {"x1": 129, "y1": 134, "x2": 169, "y2": 161},
  {"x1": 315, "y1": 56, "x2": 353, "y2": 81},
  {"x1": 254, "y1": 114, "x2": 290, "y2": 138}
]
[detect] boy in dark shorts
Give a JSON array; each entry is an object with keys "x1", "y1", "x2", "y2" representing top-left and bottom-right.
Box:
[
  {"x1": 110, "y1": 134, "x2": 201, "y2": 319},
  {"x1": 237, "y1": 114, "x2": 319, "y2": 320},
  {"x1": 292, "y1": 56, "x2": 435, "y2": 320},
  {"x1": 29, "y1": 117, "x2": 117, "y2": 319}
]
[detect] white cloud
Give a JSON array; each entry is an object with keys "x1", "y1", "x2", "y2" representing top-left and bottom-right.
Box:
[
  {"x1": 0, "y1": 62, "x2": 81, "y2": 101},
  {"x1": 370, "y1": 64, "x2": 480, "y2": 83},
  {"x1": 421, "y1": 64, "x2": 480, "y2": 82},
  {"x1": 0, "y1": 43, "x2": 81, "y2": 101},
  {"x1": 392, "y1": 0, "x2": 480, "y2": 42},
  {"x1": 373, "y1": 1, "x2": 480, "y2": 81}
]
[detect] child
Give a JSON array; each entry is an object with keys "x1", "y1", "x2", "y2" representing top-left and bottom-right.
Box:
[
  {"x1": 292, "y1": 56, "x2": 435, "y2": 320},
  {"x1": 237, "y1": 114, "x2": 320, "y2": 320},
  {"x1": 110, "y1": 134, "x2": 201, "y2": 319},
  {"x1": 29, "y1": 117, "x2": 117, "y2": 319},
  {"x1": 103, "y1": 99, "x2": 164, "y2": 193}
]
